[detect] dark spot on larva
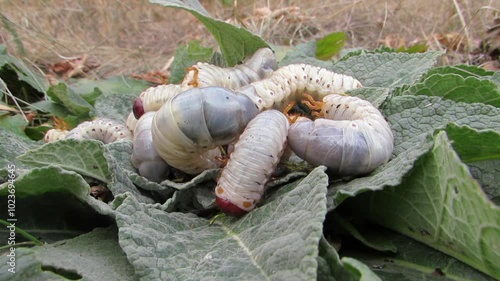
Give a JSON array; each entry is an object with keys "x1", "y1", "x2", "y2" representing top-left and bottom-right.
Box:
[
  {"x1": 325, "y1": 110, "x2": 329, "y2": 114},
  {"x1": 258, "y1": 99, "x2": 263, "y2": 104},
  {"x1": 92, "y1": 165, "x2": 98, "y2": 169},
  {"x1": 454, "y1": 186, "x2": 459, "y2": 194},
  {"x1": 268, "y1": 154, "x2": 274, "y2": 158},
  {"x1": 336, "y1": 104, "x2": 341, "y2": 109},
  {"x1": 408, "y1": 226, "x2": 415, "y2": 232},
  {"x1": 226, "y1": 96, "x2": 229, "y2": 100},
  {"x1": 327, "y1": 84, "x2": 331, "y2": 88},
  {"x1": 92, "y1": 128, "x2": 96, "y2": 131},
  {"x1": 309, "y1": 77, "x2": 313, "y2": 81},
  {"x1": 100, "y1": 129, "x2": 103, "y2": 132},
  {"x1": 316, "y1": 79, "x2": 319, "y2": 83},
  {"x1": 269, "y1": 91, "x2": 274, "y2": 96},
  {"x1": 351, "y1": 123, "x2": 357, "y2": 128},
  {"x1": 345, "y1": 104, "x2": 350, "y2": 109},
  {"x1": 303, "y1": 75, "x2": 307, "y2": 79}
]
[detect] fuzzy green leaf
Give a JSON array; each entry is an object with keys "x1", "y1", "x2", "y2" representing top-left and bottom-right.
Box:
[
  {"x1": 17, "y1": 139, "x2": 112, "y2": 183},
  {"x1": 0, "y1": 165, "x2": 113, "y2": 242},
  {"x1": 0, "y1": 227, "x2": 135, "y2": 281},
  {"x1": 115, "y1": 167, "x2": 328, "y2": 280},
  {"x1": 399, "y1": 73, "x2": 500, "y2": 107},
  {"x1": 332, "y1": 51, "x2": 444, "y2": 88},
  {"x1": 383, "y1": 95, "x2": 500, "y2": 156},
  {"x1": 343, "y1": 132, "x2": 500, "y2": 279}
]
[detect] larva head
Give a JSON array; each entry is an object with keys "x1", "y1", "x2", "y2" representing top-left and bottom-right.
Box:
[
  {"x1": 214, "y1": 184, "x2": 255, "y2": 217},
  {"x1": 133, "y1": 97, "x2": 145, "y2": 119},
  {"x1": 216, "y1": 196, "x2": 248, "y2": 217}
]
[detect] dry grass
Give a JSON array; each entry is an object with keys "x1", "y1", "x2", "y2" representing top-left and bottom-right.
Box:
[{"x1": 0, "y1": 0, "x2": 498, "y2": 78}]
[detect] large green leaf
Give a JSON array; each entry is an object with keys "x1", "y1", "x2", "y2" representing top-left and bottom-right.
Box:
[
  {"x1": 0, "y1": 227, "x2": 135, "y2": 281},
  {"x1": 17, "y1": 139, "x2": 112, "y2": 183},
  {"x1": 0, "y1": 165, "x2": 113, "y2": 242},
  {"x1": 383, "y1": 95, "x2": 500, "y2": 156},
  {"x1": 115, "y1": 167, "x2": 328, "y2": 280},
  {"x1": 342, "y1": 132, "x2": 500, "y2": 279},
  {"x1": 399, "y1": 73, "x2": 500, "y2": 107},
  {"x1": 331, "y1": 51, "x2": 444, "y2": 88},
  {"x1": 47, "y1": 83, "x2": 94, "y2": 118},
  {"x1": 150, "y1": 0, "x2": 269, "y2": 66},
  {"x1": 443, "y1": 124, "x2": 500, "y2": 163}
]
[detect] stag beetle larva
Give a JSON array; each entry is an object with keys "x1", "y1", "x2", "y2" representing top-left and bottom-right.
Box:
[
  {"x1": 288, "y1": 94, "x2": 393, "y2": 176},
  {"x1": 45, "y1": 118, "x2": 132, "y2": 144},
  {"x1": 151, "y1": 86, "x2": 259, "y2": 175},
  {"x1": 236, "y1": 63, "x2": 362, "y2": 111},
  {"x1": 215, "y1": 109, "x2": 289, "y2": 216},
  {"x1": 132, "y1": 48, "x2": 276, "y2": 119},
  {"x1": 181, "y1": 47, "x2": 276, "y2": 90}
]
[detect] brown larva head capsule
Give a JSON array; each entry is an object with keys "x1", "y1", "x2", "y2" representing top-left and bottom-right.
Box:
[
  {"x1": 216, "y1": 196, "x2": 248, "y2": 217},
  {"x1": 133, "y1": 98, "x2": 145, "y2": 119}
]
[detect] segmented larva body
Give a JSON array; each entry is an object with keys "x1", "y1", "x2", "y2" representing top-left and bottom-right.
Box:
[
  {"x1": 181, "y1": 48, "x2": 276, "y2": 90},
  {"x1": 44, "y1": 129, "x2": 69, "y2": 143},
  {"x1": 237, "y1": 64, "x2": 362, "y2": 111},
  {"x1": 288, "y1": 94, "x2": 394, "y2": 176},
  {"x1": 64, "y1": 118, "x2": 132, "y2": 143},
  {"x1": 133, "y1": 84, "x2": 183, "y2": 118},
  {"x1": 131, "y1": 112, "x2": 171, "y2": 183},
  {"x1": 132, "y1": 48, "x2": 276, "y2": 119},
  {"x1": 215, "y1": 110, "x2": 289, "y2": 216},
  {"x1": 151, "y1": 86, "x2": 259, "y2": 175}
]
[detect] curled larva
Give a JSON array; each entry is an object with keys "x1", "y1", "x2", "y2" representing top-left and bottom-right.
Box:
[
  {"x1": 288, "y1": 94, "x2": 393, "y2": 176},
  {"x1": 65, "y1": 118, "x2": 132, "y2": 143},
  {"x1": 215, "y1": 109, "x2": 289, "y2": 216},
  {"x1": 44, "y1": 129, "x2": 69, "y2": 143},
  {"x1": 236, "y1": 64, "x2": 362, "y2": 111},
  {"x1": 131, "y1": 112, "x2": 171, "y2": 183},
  {"x1": 181, "y1": 48, "x2": 276, "y2": 90},
  {"x1": 151, "y1": 86, "x2": 259, "y2": 175}
]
